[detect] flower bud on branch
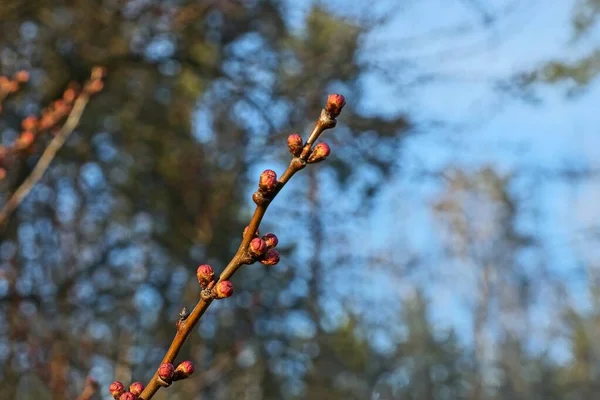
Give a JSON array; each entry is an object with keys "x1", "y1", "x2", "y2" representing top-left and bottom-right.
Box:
[
  {"x1": 307, "y1": 142, "x2": 331, "y2": 164},
  {"x1": 263, "y1": 233, "x2": 278, "y2": 248},
  {"x1": 119, "y1": 392, "x2": 136, "y2": 400},
  {"x1": 173, "y1": 360, "x2": 195, "y2": 381},
  {"x1": 249, "y1": 237, "x2": 268, "y2": 257},
  {"x1": 109, "y1": 381, "x2": 125, "y2": 399},
  {"x1": 325, "y1": 93, "x2": 346, "y2": 118},
  {"x1": 287, "y1": 133, "x2": 303, "y2": 156},
  {"x1": 258, "y1": 169, "x2": 278, "y2": 194},
  {"x1": 260, "y1": 248, "x2": 280, "y2": 266},
  {"x1": 214, "y1": 280, "x2": 234, "y2": 299},
  {"x1": 196, "y1": 264, "x2": 215, "y2": 287},
  {"x1": 129, "y1": 382, "x2": 144, "y2": 396},
  {"x1": 158, "y1": 362, "x2": 175, "y2": 383}
]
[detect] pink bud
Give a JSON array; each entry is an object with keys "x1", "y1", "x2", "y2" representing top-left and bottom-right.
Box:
[
  {"x1": 214, "y1": 280, "x2": 234, "y2": 299},
  {"x1": 109, "y1": 381, "x2": 125, "y2": 398},
  {"x1": 307, "y1": 142, "x2": 330, "y2": 164},
  {"x1": 173, "y1": 360, "x2": 195, "y2": 380},
  {"x1": 14, "y1": 70, "x2": 29, "y2": 83},
  {"x1": 260, "y1": 249, "x2": 280, "y2": 266},
  {"x1": 243, "y1": 225, "x2": 259, "y2": 238},
  {"x1": 287, "y1": 133, "x2": 303, "y2": 156},
  {"x1": 158, "y1": 362, "x2": 175, "y2": 381},
  {"x1": 129, "y1": 382, "x2": 144, "y2": 396},
  {"x1": 258, "y1": 169, "x2": 277, "y2": 193},
  {"x1": 249, "y1": 237, "x2": 267, "y2": 257},
  {"x1": 196, "y1": 264, "x2": 215, "y2": 287},
  {"x1": 263, "y1": 233, "x2": 278, "y2": 249},
  {"x1": 119, "y1": 392, "x2": 136, "y2": 400},
  {"x1": 16, "y1": 131, "x2": 35, "y2": 149},
  {"x1": 21, "y1": 116, "x2": 37, "y2": 131},
  {"x1": 325, "y1": 93, "x2": 346, "y2": 118}
]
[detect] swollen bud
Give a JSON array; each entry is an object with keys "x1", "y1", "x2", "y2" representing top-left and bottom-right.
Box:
[
  {"x1": 109, "y1": 381, "x2": 125, "y2": 398},
  {"x1": 258, "y1": 169, "x2": 277, "y2": 193},
  {"x1": 325, "y1": 93, "x2": 346, "y2": 118},
  {"x1": 260, "y1": 249, "x2": 280, "y2": 266},
  {"x1": 173, "y1": 360, "x2": 195, "y2": 380},
  {"x1": 249, "y1": 237, "x2": 267, "y2": 257},
  {"x1": 196, "y1": 264, "x2": 215, "y2": 287},
  {"x1": 158, "y1": 362, "x2": 175, "y2": 382},
  {"x1": 263, "y1": 233, "x2": 278, "y2": 249},
  {"x1": 307, "y1": 142, "x2": 330, "y2": 164},
  {"x1": 119, "y1": 393, "x2": 136, "y2": 400},
  {"x1": 16, "y1": 131, "x2": 35, "y2": 149},
  {"x1": 214, "y1": 280, "x2": 234, "y2": 299},
  {"x1": 129, "y1": 382, "x2": 144, "y2": 396},
  {"x1": 287, "y1": 133, "x2": 303, "y2": 157},
  {"x1": 14, "y1": 70, "x2": 29, "y2": 83}
]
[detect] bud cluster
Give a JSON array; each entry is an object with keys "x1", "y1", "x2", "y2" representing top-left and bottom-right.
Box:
[
  {"x1": 245, "y1": 227, "x2": 280, "y2": 266},
  {"x1": 109, "y1": 381, "x2": 145, "y2": 400},
  {"x1": 0, "y1": 70, "x2": 29, "y2": 114},
  {"x1": 158, "y1": 360, "x2": 195, "y2": 385},
  {"x1": 109, "y1": 361, "x2": 194, "y2": 398}
]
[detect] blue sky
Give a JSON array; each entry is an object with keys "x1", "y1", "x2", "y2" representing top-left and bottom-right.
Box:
[
  {"x1": 272, "y1": 0, "x2": 600, "y2": 359},
  {"x1": 368, "y1": 0, "x2": 600, "y2": 358}
]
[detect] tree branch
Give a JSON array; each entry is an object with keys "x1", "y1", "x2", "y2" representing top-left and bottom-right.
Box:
[
  {"x1": 135, "y1": 96, "x2": 345, "y2": 400},
  {"x1": 0, "y1": 69, "x2": 104, "y2": 228}
]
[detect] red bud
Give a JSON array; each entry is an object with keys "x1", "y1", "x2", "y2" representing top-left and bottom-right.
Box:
[
  {"x1": 14, "y1": 71, "x2": 29, "y2": 83},
  {"x1": 249, "y1": 237, "x2": 267, "y2": 257},
  {"x1": 287, "y1": 133, "x2": 303, "y2": 156},
  {"x1": 307, "y1": 142, "x2": 330, "y2": 164},
  {"x1": 260, "y1": 249, "x2": 280, "y2": 266},
  {"x1": 325, "y1": 93, "x2": 346, "y2": 118},
  {"x1": 129, "y1": 382, "x2": 144, "y2": 396},
  {"x1": 263, "y1": 233, "x2": 278, "y2": 248},
  {"x1": 214, "y1": 280, "x2": 234, "y2": 299},
  {"x1": 173, "y1": 360, "x2": 195, "y2": 380},
  {"x1": 158, "y1": 362, "x2": 175, "y2": 381},
  {"x1": 258, "y1": 169, "x2": 277, "y2": 193},
  {"x1": 196, "y1": 264, "x2": 215, "y2": 287},
  {"x1": 109, "y1": 381, "x2": 125, "y2": 398},
  {"x1": 119, "y1": 392, "x2": 136, "y2": 400}
]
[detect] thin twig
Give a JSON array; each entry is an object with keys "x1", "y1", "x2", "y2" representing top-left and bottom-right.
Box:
[
  {"x1": 76, "y1": 377, "x2": 99, "y2": 400},
  {"x1": 0, "y1": 92, "x2": 91, "y2": 227},
  {"x1": 138, "y1": 105, "x2": 340, "y2": 400}
]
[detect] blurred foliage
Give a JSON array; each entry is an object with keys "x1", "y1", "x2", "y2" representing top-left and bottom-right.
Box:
[{"x1": 519, "y1": 0, "x2": 600, "y2": 90}]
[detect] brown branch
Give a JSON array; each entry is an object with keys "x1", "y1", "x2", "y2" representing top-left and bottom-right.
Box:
[
  {"x1": 137, "y1": 97, "x2": 344, "y2": 400},
  {"x1": 0, "y1": 70, "x2": 104, "y2": 227},
  {"x1": 76, "y1": 377, "x2": 99, "y2": 400}
]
